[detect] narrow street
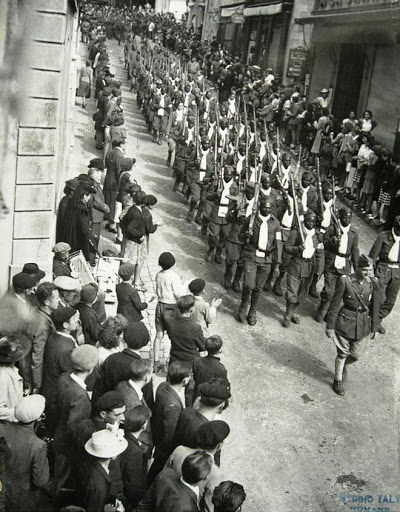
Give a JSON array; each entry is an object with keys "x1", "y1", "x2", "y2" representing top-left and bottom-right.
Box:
[{"x1": 71, "y1": 39, "x2": 400, "y2": 512}]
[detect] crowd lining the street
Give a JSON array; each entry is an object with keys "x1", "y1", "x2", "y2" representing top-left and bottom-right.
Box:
[{"x1": 0, "y1": 2, "x2": 400, "y2": 511}]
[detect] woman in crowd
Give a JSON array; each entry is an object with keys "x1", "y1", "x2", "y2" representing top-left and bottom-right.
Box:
[{"x1": 76, "y1": 60, "x2": 93, "y2": 109}]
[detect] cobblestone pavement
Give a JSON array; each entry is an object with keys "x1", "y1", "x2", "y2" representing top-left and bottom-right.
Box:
[{"x1": 69, "y1": 40, "x2": 400, "y2": 512}]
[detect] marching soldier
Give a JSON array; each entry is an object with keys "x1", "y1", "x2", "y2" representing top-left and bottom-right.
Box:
[
  {"x1": 237, "y1": 195, "x2": 282, "y2": 325},
  {"x1": 326, "y1": 255, "x2": 379, "y2": 396},
  {"x1": 282, "y1": 210, "x2": 324, "y2": 327},
  {"x1": 152, "y1": 85, "x2": 172, "y2": 144},
  {"x1": 317, "y1": 208, "x2": 359, "y2": 323},
  {"x1": 369, "y1": 215, "x2": 400, "y2": 334},
  {"x1": 206, "y1": 166, "x2": 238, "y2": 263}
]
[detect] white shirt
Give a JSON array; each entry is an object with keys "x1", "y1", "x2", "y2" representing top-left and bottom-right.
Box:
[
  {"x1": 70, "y1": 372, "x2": 87, "y2": 390},
  {"x1": 156, "y1": 269, "x2": 186, "y2": 304},
  {"x1": 180, "y1": 477, "x2": 200, "y2": 501}
]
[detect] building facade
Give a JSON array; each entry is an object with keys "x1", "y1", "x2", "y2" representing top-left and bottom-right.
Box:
[
  {"x1": 0, "y1": 0, "x2": 79, "y2": 294},
  {"x1": 296, "y1": 0, "x2": 400, "y2": 150}
]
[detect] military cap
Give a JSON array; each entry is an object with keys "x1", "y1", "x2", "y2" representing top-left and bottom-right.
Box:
[
  {"x1": 245, "y1": 182, "x2": 256, "y2": 191},
  {"x1": 304, "y1": 210, "x2": 316, "y2": 219},
  {"x1": 358, "y1": 254, "x2": 373, "y2": 269}
]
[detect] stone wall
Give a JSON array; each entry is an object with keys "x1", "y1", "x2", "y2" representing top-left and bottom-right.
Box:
[{"x1": 0, "y1": 0, "x2": 78, "y2": 293}]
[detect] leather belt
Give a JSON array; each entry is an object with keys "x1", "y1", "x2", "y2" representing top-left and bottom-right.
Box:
[{"x1": 343, "y1": 306, "x2": 367, "y2": 313}]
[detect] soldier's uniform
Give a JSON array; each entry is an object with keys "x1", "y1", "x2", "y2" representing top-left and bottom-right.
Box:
[
  {"x1": 237, "y1": 202, "x2": 282, "y2": 325},
  {"x1": 326, "y1": 256, "x2": 379, "y2": 395},
  {"x1": 369, "y1": 225, "x2": 400, "y2": 332}
]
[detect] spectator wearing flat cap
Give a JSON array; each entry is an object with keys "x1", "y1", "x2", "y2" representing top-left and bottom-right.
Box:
[
  {"x1": 0, "y1": 332, "x2": 31, "y2": 421},
  {"x1": 116, "y1": 263, "x2": 148, "y2": 324},
  {"x1": 189, "y1": 279, "x2": 221, "y2": 337},
  {"x1": 172, "y1": 379, "x2": 231, "y2": 454},
  {"x1": 87, "y1": 163, "x2": 110, "y2": 241},
  {"x1": 74, "y1": 283, "x2": 101, "y2": 346},
  {"x1": 56, "y1": 178, "x2": 80, "y2": 244},
  {"x1": 0, "y1": 394, "x2": 50, "y2": 512},
  {"x1": 53, "y1": 344, "x2": 98, "y2": 494},
  {"x1": 54, "y1": 276, "x2": 81, "y2": 307},
  {"x1": 62, "y1": 183, "x2": 98, "y2": 265},
  {"x1": 52, "y1": 242, "x2": 75, "y2": 279},
  {"x1": 42, "y1": 307, "x2": 80, "y2": 433},
  {"x1": 92, "y1": 322, "x2": 154, "y2": 412},
  {"x1": 167, "y1": 420, "x2": 231, "y2": 512},
  {"x1": 80, "y1": 429, "x2": 127, "y2": 512}
]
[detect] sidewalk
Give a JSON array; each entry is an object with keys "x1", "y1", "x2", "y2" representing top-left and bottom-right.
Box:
[{"x1": 69, "y1": 39, "x2": 170, "y2": 364}]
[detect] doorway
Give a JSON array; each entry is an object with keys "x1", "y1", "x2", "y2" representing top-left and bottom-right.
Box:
[{"x1": 332, "y1": 44, "x2": 365, "y2": 121}]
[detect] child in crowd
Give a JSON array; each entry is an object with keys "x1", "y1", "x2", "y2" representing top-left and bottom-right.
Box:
[
  {"x1": 192, "y1": 334, "x2": 229, "y2": 400},
  {"x1": 116, "y1": 263, "x2": 148, "y2": 324},
  {"x1": 153, "y1": 252, "x2": 186, "y2": 371},
  {"x1": 188, "y1": 278, "x2": 222, "y2": 336}
]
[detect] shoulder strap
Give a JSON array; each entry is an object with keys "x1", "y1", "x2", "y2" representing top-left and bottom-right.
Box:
[{"x1": 348, "y1": 279, "x2": 371, "y2": 310}]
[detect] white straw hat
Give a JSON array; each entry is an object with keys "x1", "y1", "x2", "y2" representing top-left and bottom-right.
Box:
[{"x1": 85, "y1": 429, "x2": 128, "y2": 458}]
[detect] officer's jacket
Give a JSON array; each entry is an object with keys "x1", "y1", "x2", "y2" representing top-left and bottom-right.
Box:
[{"x1": 326, "y1": 275, "x2": 380, "y2": 340}]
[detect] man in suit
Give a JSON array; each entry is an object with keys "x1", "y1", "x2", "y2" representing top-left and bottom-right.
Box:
[
  {"x1": 116, "y1": 263, "x2": 148, "y2": 323},
  {"x1": 120, "y1": 405, "x2": 152, "y2": 511},
  {"x1": 317, "y1": 208, "x2": 359, "y2": 323},
  {"x1": 42, "y1": 307, "x2": 79, "y2": 434},
  {"x1": 53, "y1": 345, "x2": 98, "y2": 495},
  {"x1": 0, "y1": 395, "x2": 50, "y2": 512},
  {"x1": 116, "y1": 358, "x2": 153, "y2": 456},
  {"x1": 212, "y1": 481, "x2": 247, "y2": 512},
  {"x1": 74, "y1": 283, "x2": 101, "y2": 346},
  {"x1": 136, "y1": 450, "x2": 213, "y2": 512},
  {"x1": 92, "y1": 322, "x2": 151, "y2": 406},
  {"x1": 148, "y1": 361, "x2": 192, "y2": 484},
  {"x1": 104, "y1": 138, "x2": 126, "y2": 233}
]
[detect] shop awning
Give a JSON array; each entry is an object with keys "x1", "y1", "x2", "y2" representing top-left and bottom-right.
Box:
[
  {"x1": 244, "y1": 2, "x2": 282, "y2": 17},
  {"x1": 221, "y1": 4, "x2": 244, "y2": 17}
]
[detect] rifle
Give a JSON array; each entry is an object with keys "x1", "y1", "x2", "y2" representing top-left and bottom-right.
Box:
[
  {"x1": 248, "y1": 162, "x2": 262, "y2": 235},
  {"x1": 244, "y1": 102, "x2": 249, "y2": 181},
  {"x1": 263, "y1": 119, "x2": 273, "y2": 168},
  {"x1": 294, "y1": 146, "x2": 302, "y2": 185},
  {"x1": 316, "y1": 157, "x2": 324, "y2": 215},
  {"x1": 276, "y1": 128, "x2": 282, "y2": 179},
  {"x1": 195, "y1": 108, "x2": 200, "y2": 159},
  {"x1": 291, "y1": 178, "x2": 305, "y2": 244},
  {"x1": 253, "y1": 106, "x2": 259, "y2": 181},
  {"x1": 331, "y1": 175, "x2": 341, "y2": 235}
]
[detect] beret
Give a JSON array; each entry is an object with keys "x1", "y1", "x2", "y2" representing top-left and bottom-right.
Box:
[
  {"x1": 158, "y1": 252, "x2": 175, "y2": 270},
  {"x1": 81, "y1": 283, "x2": 98, "y2": 303},
  {"x1": 358, "y1": 254, "x2": 373, "y2": 269},
  {"x1": 118, "y1": 263, "x2": 135, "y2": 280},
  {"x1": 52, "y1": 242, "x2": 71, "y2": 253},
  {"x1": 54, "y1": 276, "x2": 81, "y2": 291},
  {"x1": 120, "y1": 157, "x2": 135, "y2": 172},
  {"x1": 22, "y1": 263, "x2": 45, "y2": 281},
  {"x1": 51, "y1": 306, "x2": 77, "y2": 326},
  {"x1": 96, "y1": 391, "x2": 125, "y2": 412},
  {"x1": 198, "y1": 380, "x2": 231, "y2": 400},
  {"x1": 188, "y1": 279, "x2": 205, "y2": 294},
  {"x1": 14, "y1": 395, "x2": 46, "y2": 423},
  {"x1": 124, "y1": 322, "x2": 150, "y2": 350},
  {"x1": 88, "y1": 158, "x2": 105, "y2": 171},
  {"x1": 70, "y1": 344, "x2": 98, "y2": 371},
  {"x1": 65, "y1": 178, "x2": 80, "y2": 191},
  {"x1": 197, "y1": 420, "x2": 230, "y2": 449},
  {"x1": 144, "y1": 194, "x2": 157, "y2": 207},
  {"x1": 12, "y1": 272, "x2": 36, "y2": 290}
]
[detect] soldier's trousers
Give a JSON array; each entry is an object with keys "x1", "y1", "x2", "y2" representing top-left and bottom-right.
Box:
[
  {"x1": 376, "y1": 265, "x2": 400, "y2": 320},
  {"x1": 208, "y1": 222, "x2": 230, "y2": 251},
  {"x1": 243, "y1": 261, "x2": 272, "y2": 291},
  {"x1": 286, "y1": 271, "x2": 314, "y2": 304}
]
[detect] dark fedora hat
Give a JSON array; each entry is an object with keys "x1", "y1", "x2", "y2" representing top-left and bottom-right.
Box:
[{"x1": 22, "y1": 263, "x2": 45, "y2": 282}]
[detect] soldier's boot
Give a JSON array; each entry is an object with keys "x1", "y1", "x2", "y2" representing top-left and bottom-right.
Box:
[
  {"x1": 195, "y1": 204, "x2": 204, "y2": 225},
  {"x1": 247, "y1": 289, "x2": 261, "y2": 326},
  {"x1": 224, "y1": 262, "x2": 234, "y2": 289},
  {"x1": 291, "y1": 303, "x2": 300, "y2": 324},
  {"x1": 273, "y1": 272, "x2": 285, "y2": 297},
  {"x1": 333, "y1": 356, "x2": 346, "y2": 396},
  {"x1": 282, "y1": 302, "x2": 295, "y2": 328},
  {"x1": 263, "y1": 270, "x2": 274, "y2": 292},
  {"x1": 206, "y1": 246, "x2": 215, "y2": 263},
  {"x1": 186, "y1": 200, "x2": 197, "y2": 223},
  {"x1": 316, "y1": 300, "x2": 330, "y2": 323},
  {"x1": 173, "y1": 178, "x2": 181, "y2": 192},
  {"x1": 231, "y1": 264, "x2": 244, "y2": 293},
  {"x1": 201, "y1": 219, "x2": 209, "y2": 236},
  {"x1": 166, "y1": 151, "x2": 172, "y2": 167},
  {"x1": 214, "y1": 247, "x2": 223, "y2": 264},
  {"x1": 308, "y1": 273, "x2": 320, "y2": 298},
  {"x1": 237, "y1": 287, "x2": 251, "y2": 323}
]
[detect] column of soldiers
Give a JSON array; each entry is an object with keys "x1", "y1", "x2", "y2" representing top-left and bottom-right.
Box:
[{"x1": 126, "y1": 37, "x2": 399, "y2": 397}]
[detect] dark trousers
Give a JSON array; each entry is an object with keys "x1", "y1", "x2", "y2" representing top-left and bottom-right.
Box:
[{"x1": 377, "y1": 266, "x2": 400, "y2": 319}]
